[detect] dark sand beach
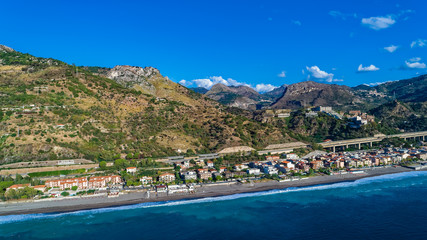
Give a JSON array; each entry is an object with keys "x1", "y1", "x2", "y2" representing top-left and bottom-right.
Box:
[{"x1": 0, "y1": 166, "x2": 417, "y2": 216}]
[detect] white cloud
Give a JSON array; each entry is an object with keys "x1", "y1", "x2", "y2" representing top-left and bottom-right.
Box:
[
  {"x1": 409, "y1": 57, "x2": 421, "y2": 62},
  {"x1": 190, "y1": 76, "x2": 248, "y2": 89},
  {"x1": 179, "y1": 76, "x2": 277, "y2": 93},
  {"x1": 292, "y1": 20, "x2": 301, "y2": 26},
  {"x1": 179, "y1": 79, "x2": 190, "y2": 86},
  {"x1": 410, "y1": 39, "x2": 427, "y2": 48},
  {"x1": 405, "y1": 61, "x2": 426, "y2": 69},
  {"x1": 358, "y1": 64, "x2": 380, "y2": 72},
  {"x1": 255, "y1": 84, "x2": 278, "y2": 93},
  {"x1": 364, "y1": 80, "x2": 396, "y2": 86},
  {"x1": 329, "y1": 10, "x2": 357, "y2": 20},
  {"x1": 278, "y1": 71, "x2": 286, "y2": 78},
  {"x1": 361, "y1": 16, "x2": 395, "y2": 30},
  {"x1": 305, "y1": 66, "x2": 342, "y2": 82},
  {"x1": 384, "y1": 45, "x2": 398, "y2": 53}
]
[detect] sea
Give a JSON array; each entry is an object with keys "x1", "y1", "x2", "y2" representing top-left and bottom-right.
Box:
[{"x1": 1, "y1": 171, "x2": 426, "y2": 240}]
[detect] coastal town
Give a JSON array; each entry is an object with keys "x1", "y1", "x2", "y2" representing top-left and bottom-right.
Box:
[{"x1": 1, "y1": 145, "x2": 426, "y2": 204}]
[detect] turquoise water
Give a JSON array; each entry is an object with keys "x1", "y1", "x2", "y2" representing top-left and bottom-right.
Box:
[{"x1": 1, "y1": 171, "x2": 427, "y2": 239}]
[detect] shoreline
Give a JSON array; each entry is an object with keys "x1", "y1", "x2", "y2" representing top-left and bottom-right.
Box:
[{"x1": 0, "y1": 166, "x2": 422, "y2": 216}]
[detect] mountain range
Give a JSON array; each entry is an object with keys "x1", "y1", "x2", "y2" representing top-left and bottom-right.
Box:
[
  {"x1": 0, "y1": 44, "x2": 426, "y2": 164},
  {"x1": 195, "y1": 74, "x2": 427, "y2": 112}
]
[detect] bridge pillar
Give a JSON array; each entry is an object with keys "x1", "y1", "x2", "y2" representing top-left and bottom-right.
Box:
[
  {"x1": 333, "y1": 146, "x2": 336, "y2": 152},
  {"x1": 369, "y1": 142, "x2": 372, "y2": 147},
  {"x1": 358, "y1": 143, "x2": 361, "y2": 150}
]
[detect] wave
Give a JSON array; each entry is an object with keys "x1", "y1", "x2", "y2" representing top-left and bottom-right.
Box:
[{"x1": 1, "y1": 170, "x2": 425, "y2": 224}]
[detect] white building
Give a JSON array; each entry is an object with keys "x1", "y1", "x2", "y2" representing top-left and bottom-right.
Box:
[
  {"x1": 263, "y1": 166, "x2": 279, "y2": 175},
  {"x1": 247, "y1": 168, "x2": 261, "y2": 175}
]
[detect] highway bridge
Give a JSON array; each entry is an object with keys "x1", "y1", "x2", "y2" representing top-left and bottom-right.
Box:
[{"x1": 320, "y1": 131, "x2": 427, "y2": 152}]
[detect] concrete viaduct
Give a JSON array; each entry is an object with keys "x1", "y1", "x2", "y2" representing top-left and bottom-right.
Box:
[{"x1": 320, "y1": 131, "x2": 427, "y2": 152}]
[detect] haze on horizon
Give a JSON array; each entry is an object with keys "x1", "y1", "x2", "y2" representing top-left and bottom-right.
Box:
[{"x1": 1, "y1": 0, "x2": 426, "y2": 92}]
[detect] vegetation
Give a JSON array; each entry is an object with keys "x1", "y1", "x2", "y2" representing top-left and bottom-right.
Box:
[
  {"x1": 0, "y1": 174, "x2": 44, "y2": 201},
  {"x1": 1, "y1": 46, "x2": 425, "y2": 166},
  {"x1": 28, "y1": 169, "x2": 86, "y2": 178}
]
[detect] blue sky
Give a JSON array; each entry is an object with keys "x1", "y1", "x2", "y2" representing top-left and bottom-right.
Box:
[{"x1": 1, "y1": 0, "x2": 426, "y2": 92}]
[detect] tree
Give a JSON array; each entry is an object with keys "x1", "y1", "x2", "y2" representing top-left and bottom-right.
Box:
[
  {"x1": 5, "y1": 189, "x2": 17, "y2": 200},
  {"x1": 61, "y1": 191, "x2": 70, "y2": 197},
  {"x1": 114, "y1": 158, "x2": 126, "y2": 170},
  {"x1": 99, "y1": 161, "x2": 107, "y2": 170},
  {"x1": 15, "y1": 174, "x2": 23, "y2": 183},
  {"x1": 71, "y1": 186, "x2": 78, "y2": 191}
]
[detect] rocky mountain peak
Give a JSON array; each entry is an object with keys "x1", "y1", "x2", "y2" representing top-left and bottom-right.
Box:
[
  {"x1": 271, "y1": 81, "x2": 354, "y2": 109},
  {"x1": 0, "y1": 44, "x2": 15, "y2": 53}
]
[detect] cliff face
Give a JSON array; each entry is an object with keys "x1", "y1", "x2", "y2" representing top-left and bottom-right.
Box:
[{"x1": 272, "y1": 81, "x2": 356, "y2": 109}]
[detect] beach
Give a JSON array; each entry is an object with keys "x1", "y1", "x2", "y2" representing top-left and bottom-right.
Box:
[{"x1": 0, "y1": 166, "x2": 416, "y2": 216}]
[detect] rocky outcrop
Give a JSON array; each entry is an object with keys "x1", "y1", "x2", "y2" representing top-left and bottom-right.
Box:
[
  {"x1": 0, "y1": 44, "x2": 15, "y2": 53},
  {"x1": 107, "y1": 65, "x2": 160, "y2": 93}
]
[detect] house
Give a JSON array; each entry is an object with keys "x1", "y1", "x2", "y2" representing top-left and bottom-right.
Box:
[
  {"x1": 140, "y1": 176, "x2": 153, "y2": 185},
  {"x1": 296, "y1": 162, "x2": 310, "y2": 172},
  {"x1": 266, "y1": 155, "x2": 280, "y2": 161},
  {"x1": 88, "y1": 175, "x2": 122, "y2": 189},
  {"x1": 371, "y1": 158, "x2": 380, "y2": 166},
  {"x1": 156, "y1": 185, "x2": 168, "y2": 192},
  {"x1": 168, "y1": 184, "x2": 188, "y2": 194},
  {"x1": 90, "y1": 175, "x2": 122, "y2": 184},
  {"x1": 126, "y1": 167, "x2": 137, "y2": 174},
  {"x1": 88, "y1": 178, "x2": 108, "y2": 189},
  {"x1": 181, "y1": 171, "x2": 197, "y2": 181},
  {"x1": 219, "y1": 167, "x2": 227, "y2": 173},
  {"x1": 247, "y1": 168, "x2": 261, "y2": 175},
  {"x1": 45, "y1": 177, "x2": 88, "y2": 190},
  {"x1": 281, "y1": 161, "x2": 295, "y2": 169},
  {"x1": 32, "y1": 185, "x2": 46, "y2": 192},
  {"x1": 263, "y1": 166, "x2": 279, "y2": 175},
  {"x1": 336, "y1": 160, "x2": 345, "y2": 169},
  {"x1": 206, "y1": 161, "x2": 214, "y2": 168},
  {"x1": 310, "y1": 160, "x2": 324, "y2": 170},
  {"x1": 223, "y1": 171, "x2": 234, "y2": 179},
  {"x1": 197, "y1": 169, "x2": 212, "y2": 180},
  {"x1": 6, "y1": 183, "x2": 30, "y2": 192},
  {"x1": 212, "y1": 172, "x2": 222, "y2": 180},
  {"x1": 158, "y1": 173, "x2": 176, "y2": 183},
  {"x1": 416, "y1": 153, "x2": 427, "y2": 160},
  {"x1": 233, "y1": 164, "x2": 248, "y2": 171},
  {"x1": 286, "y1": 154, "x2": 299, "y2": 160},
  {"x1": 345, "y1": 160, "x2": 356, "y2": 168},
  {"x1": 182, "y1": 160, "x2": 190, "y2": 168},
  {"x1": 275, "y1": 164, "x2": 288, "y2": 174}
]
